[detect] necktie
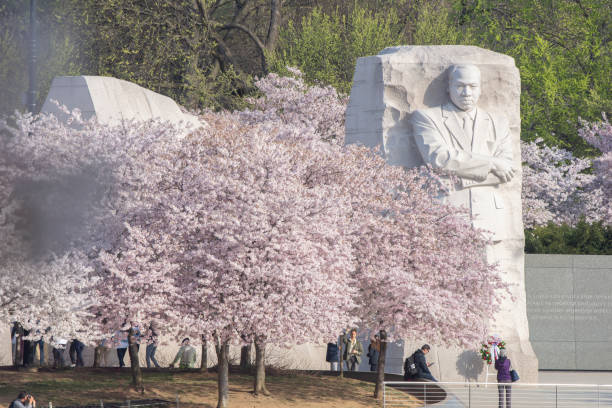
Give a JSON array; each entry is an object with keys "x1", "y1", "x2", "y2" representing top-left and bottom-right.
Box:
[{"x1": 463, "y1": 114, "x2": 473, "y2": 145}]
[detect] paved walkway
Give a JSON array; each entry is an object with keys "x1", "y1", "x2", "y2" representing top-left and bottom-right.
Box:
[
  {"x1": 389, "y1": 372, "x2": 612, "y2": 407},
  {"x1": 539, "y1": 370, "x2": 612, "y2": 385}
]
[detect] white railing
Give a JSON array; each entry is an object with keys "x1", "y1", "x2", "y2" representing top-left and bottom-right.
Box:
[{"x1": 383, "y1": 381, "x2": 612, "y2": 407}]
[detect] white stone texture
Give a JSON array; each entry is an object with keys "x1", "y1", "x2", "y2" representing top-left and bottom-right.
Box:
[
  {"x1": 0, "y1": 325, "x2": 10, "y2": 365},
  {"x1": 526, "y1": 254, "x2": 612, "y2": 370},
  {"x1": 41, "y1": 76, "x2": 202, "y2": 132},
  {"x1": 346, "y1": 45, "x2": 538, "y2": 382}
]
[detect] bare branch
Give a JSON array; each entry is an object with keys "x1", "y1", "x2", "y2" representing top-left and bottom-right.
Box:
[
  {"x1": 265, "y1": 0, "x2": 281, "y2": 51},
  {"x1": 218, "y1": 22, "x2": 267, "y2": 72}
]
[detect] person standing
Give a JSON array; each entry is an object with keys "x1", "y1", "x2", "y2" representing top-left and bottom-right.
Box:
[
  {"x1": 325, "y1": 341, "x2": 339, "y2": 371},
  {"x1": 69, "y1": 339, "x2": 85, "y2": 367},
  {"x1": 33, "y1": 328, "x2": 47, "y2": 367},
  {"x1": 51, "y1": 338, "x2": 67, "y2": 368},
  {"x1": 343, "y1": 329, "x2": 363, "y2": 371},
  {"x1": 170, "y1": 338, "x2": 197, "y2": 368},
  {"x1": 11, "y1": 323, "x2": 20, "y2": 366},
  {"x1": 114, "y1": 329, "x2": 129, "y2": 368},
  {"x1": 128, "y1": 322, "x2": 142, "y2": 354},
  {"x1": 368, "y1": 334, "x2": 381, "y2": 372},
  {"x1": 495, "y1": 348, "x2": 512, "y2": 408},
  {"x1": 34, "y1": 339, "x2": 45, "y2": 366},
  {"x1": 22, "y1": 329, "x2": 34, "y2": 367},
  {"x1": 145, "y1": 322, "x2": 160, "y2": 368}
]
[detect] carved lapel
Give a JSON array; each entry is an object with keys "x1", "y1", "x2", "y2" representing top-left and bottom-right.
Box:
[
  {"x1": 442, "y1": 103, "x2": 469, "y2": 151},
  {"x1": 472, "y1": 108, "x2": 490, "y2": 152}
]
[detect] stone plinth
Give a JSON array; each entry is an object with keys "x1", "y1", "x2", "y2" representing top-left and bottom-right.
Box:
[{"x1": 346, "y1": 45, "x2": 538, "y2": 382}]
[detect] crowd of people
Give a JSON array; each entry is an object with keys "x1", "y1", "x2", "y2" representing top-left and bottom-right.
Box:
[
  {"x1": 325, "y1": 329, "x2": 514, "y2": 408},
  {"x1": 11, "y1": 322, "x2": 514, "y2": 408},
  {"x1": 9, "y1": 321, "x2": 194, "y2": 369},
  {"x1": 325, "y1": 328, "x2": 382, "y2": 373}
]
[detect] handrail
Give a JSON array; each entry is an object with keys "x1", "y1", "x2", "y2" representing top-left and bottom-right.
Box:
[
  {"x1": 383, "y1": 381, "x2": 612, "y2": 408},
  {"x1": 384, "y1": 381, "x2": 612, "y2": 387}
]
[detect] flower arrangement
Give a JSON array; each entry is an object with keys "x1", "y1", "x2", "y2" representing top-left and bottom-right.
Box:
[
  {"x1": 479, "y1": 344, "x2": 492, "y2": 364},
  {"x1": 480, "y1": 335, "x2": 505, "y2": 364}
]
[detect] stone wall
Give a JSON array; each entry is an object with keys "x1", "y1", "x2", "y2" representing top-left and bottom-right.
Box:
[{"x1": 526, "y1": 254, "x2": 612, "y2": 370}]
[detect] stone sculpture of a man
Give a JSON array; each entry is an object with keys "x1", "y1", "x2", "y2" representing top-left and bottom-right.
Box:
[
  {"x1": 411, "y1": 64, "x2": 517, "y2": 240},
  {"x1": 346, "y1": 46, "x2": 538, "y2": 382}
]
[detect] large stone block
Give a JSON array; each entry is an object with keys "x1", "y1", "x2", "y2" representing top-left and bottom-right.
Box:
[
  {"x1": 525, "y1": 264, "x2": 574, "y2": 343},
  {"x1": 346, "y1": 45, "x2": 538, "y2": 382},
  {"x1": 525, "y1": 254, "x2": 573, "y2": 268},
  {"x1": 525, "y1": 254, "x2": 612, "y2": 370},
  {"x1": 576, "y1": 342, "x2": 612, "y2": 370},
  {"x1": 532, "y1": 341, "x2": 576, "y2": 370},
  {"x1": 41, "y1": 76, "x2": 201, "y2": 133}
]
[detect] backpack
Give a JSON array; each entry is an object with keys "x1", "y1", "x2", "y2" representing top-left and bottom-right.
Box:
[{"x1": 404, "y1": 354, "x2": 418, "y2": 377}]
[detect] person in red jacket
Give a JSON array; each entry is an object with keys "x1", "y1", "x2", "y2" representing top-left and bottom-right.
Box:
[{"x1": 495, "y1": 348, "x2": 512, "y2": 408}]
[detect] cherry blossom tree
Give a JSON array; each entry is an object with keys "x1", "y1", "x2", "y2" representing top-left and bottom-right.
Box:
[
  {"x1": 241, "y1": 71, "x2": 508, "y2": 398},
  {"x1": 578, "y1": 115, "x2": 611, "y2": 224},
  {"x1": 92, "y1": 74, "x2": 506, "y2": 404},
  {"x1": 0, "y1": 254, "x2": 99, "y2": 344},
  {"x1": 0, "y1": 109, "x2": 184, "y2": 381},
  {"x1": 1, "y1": 71, "x2": 511, "y2": 407},
  {"x1": 243, "y1": 68, "x2": 348, "y2": 145},
  {"x1": 521, "y1": 114, "x2": 611, "y2": 228},
  {"x1": 521, "y1": 138, "x2": 603, "y2": 227},
  {"x1": 94, "y1": 110, "x2": 358, "y2": 402}
]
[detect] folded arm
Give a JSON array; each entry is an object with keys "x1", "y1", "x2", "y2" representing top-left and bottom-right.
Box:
[{"x1": 412, "y1": 110, "x2": 515, "y2": 184}]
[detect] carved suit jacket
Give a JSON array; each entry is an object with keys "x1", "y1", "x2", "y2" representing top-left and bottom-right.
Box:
[{"x1": 411, "y1": 102, "x2": 517, "y2": 240}]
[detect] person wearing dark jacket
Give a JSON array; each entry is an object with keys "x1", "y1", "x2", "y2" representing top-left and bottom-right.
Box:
[
  {"x1": 69, "y1": 339, "x2": 85, "y2": 367},
  {"x1": 412, "y1": 344, "x2": 437, "y2": 381},
  {"x1": 367, "y1": 334, "x2": 381, "y2": 372},
  {"x1": 495, "y1": 348, "x2": 512, "y2": 408},
  {"x1": 325, "y1": 342, "x2": 339, "y2": 371}
]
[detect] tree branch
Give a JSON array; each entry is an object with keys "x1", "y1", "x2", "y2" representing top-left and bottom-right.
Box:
[
  {"x1": 218, "y1": 23, "x2": 267, "y2": 72},
  {"x1": 265, "y1": 0, "x2": 281, "y2": 52}
]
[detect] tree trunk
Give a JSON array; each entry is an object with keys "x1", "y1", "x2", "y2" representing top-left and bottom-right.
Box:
[
  {"x1": 338, "y1": 333, "x2": 345, "y2": 378},
  {"x1": 93, "y1": 345, "x2": 103, "y2": 368},
  {"x1": 128, "y1": 327, "x2": 143, "y2": 392},
  {"x1": 253, "y1": 340, "x2": 270, "y2": 395},
  {"x1": 200, "y1": 335, "x2": 208, "y2": 372},
  {"x1": 217, "y1": 341, "x2": 230, "y2": 408},
  {"x1": 240, "y1": 342, "x2": 252, "y2": 371},
  {"x1": 374, "y1": 337, "x2": 387, "y2": 399}
]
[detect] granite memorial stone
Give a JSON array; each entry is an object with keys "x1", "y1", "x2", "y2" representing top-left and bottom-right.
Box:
[
  {"x1": 346, "y1": 45, "x2": 538, "y2": 382},
  {"x1": 41, "y1": 76, "x2": 201, "y2": 131}
]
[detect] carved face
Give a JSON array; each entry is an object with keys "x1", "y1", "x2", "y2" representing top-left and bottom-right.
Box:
[{"x1": 448, "y1": 66, "x2": 481, "y2": 112}]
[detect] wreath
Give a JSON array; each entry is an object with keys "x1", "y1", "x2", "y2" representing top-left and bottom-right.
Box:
[{"x1": 479, "y1": 335, "x2": 505, "y2": 365}]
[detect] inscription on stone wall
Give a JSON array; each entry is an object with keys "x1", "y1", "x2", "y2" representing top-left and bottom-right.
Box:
[{"x1": 527, "y1": 294, "x2": 612, "y2": 321}]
